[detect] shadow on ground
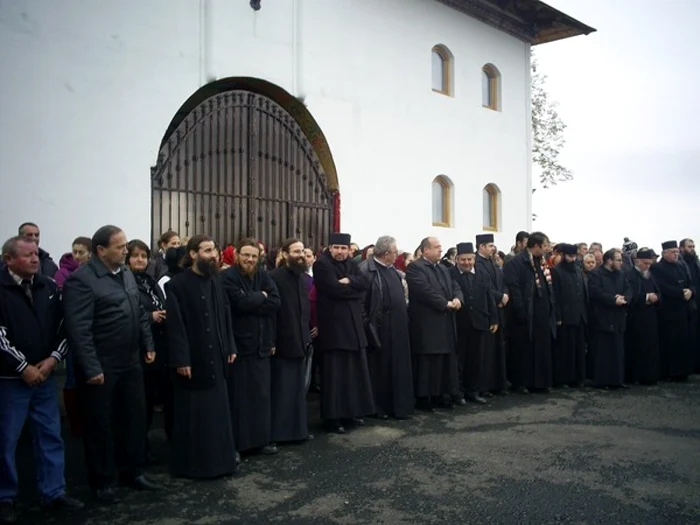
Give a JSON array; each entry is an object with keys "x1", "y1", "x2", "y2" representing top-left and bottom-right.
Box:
[{"x1": 14, "y1": 378, "x2": 700, "y2": 524}]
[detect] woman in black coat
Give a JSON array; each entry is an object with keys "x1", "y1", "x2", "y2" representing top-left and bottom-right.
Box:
[{"x1": 127, "y1": 240, "x2": 173, "y2": 456}]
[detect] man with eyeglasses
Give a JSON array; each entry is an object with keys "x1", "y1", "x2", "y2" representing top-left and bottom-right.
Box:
[{"x1": 588, "y1": 248, "x2": 632, "y2": 389}]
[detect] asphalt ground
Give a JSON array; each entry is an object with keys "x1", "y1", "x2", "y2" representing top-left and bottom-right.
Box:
[{"x1": 14, "y1": 377, "x2": 700, "y2": 525}]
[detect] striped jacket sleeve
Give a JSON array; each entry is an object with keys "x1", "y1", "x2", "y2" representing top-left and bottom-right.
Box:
[{"x1": 0, "y1": 323, "x2": 29, "y2": 374}]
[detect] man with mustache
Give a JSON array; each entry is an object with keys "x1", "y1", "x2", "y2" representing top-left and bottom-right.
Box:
[
  {"x1": 165, "y1": 235, "x2": 238, "y2": 479},
  {"x1": 269, "y1": 238, "x2": 315, "y2": 443},
  {"x1": 223, "y1": 239, "x2": 281, "y2": 455}
]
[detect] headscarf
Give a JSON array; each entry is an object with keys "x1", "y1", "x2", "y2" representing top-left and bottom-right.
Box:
[
  {"x1": 395, "y1": 253, "x2": 407, "y2": 273},
  {"x1": 222, "y1": 245, "x2": 236, "y2": 267}
]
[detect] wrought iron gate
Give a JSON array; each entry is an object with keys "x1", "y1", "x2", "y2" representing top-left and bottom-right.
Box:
[{"x1": 151, "y1": 90, "x2": 334, "y2": 250}]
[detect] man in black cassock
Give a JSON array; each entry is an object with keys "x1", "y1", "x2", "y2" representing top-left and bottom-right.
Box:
[
  {"x1": 166, "y1": 235, "x2": 237, "y2": 479},
  {"x1": 624, "y1": 249, "x2": 661, "y2": 384},
  {"x1": 313, "y1": 233, "x2": 374, "y2": 434},
  {"x1": 680, "y1": 238, "x2": 700, "y2": 372},
  {"x1": 358, "y1": 235, "x2": 414, "y2": 419},
  {"x1": 449, "y1": 242, "x2": 498, "y2": 404},
  {"x1": 222, "y1": 239, "x2": 281, "y2": 455},
  {"x1": 550, "y1": 243, "x2": 588, "y2": 388},
  {"x1": 268, "y1": 238, "x2": 314, "y2": 443},
  {"x1": 588, "y1": 248, "x2": 632, "y2": 389},
  {"x1": 651, "y1": 240, "x2": 696, "y2": 380},
  {"x1": 475, "y1": 233, "x2": 509, "y2": 396},
  {"x1": 406, "y1": 237, "x2": 463, "y2": 410},
  {"x1": 503, "y1": 232, "x2": 557, "y2": 393}
]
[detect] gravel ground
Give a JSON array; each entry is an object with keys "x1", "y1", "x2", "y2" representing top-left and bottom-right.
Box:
[{"x1": 13, "y1": 377, "x2": 700, "y2": 525}]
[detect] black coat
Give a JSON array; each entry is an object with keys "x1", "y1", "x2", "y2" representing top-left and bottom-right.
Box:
[
  {"x1": 133, "y1": 271, "x2": 168, "y2": 368},
  {"x1": 651, "y1": 258, "x2": 696, "y2": 321},
  {"x1": 588, "y1": 267, "x2": 632, "y2": 333},
  {"x1": 64, "y1": 257, "x2": 154, "y2": 379},
  {"x1": 449, "y1": 266, "x2": 497, "y2": 332},
  {"x1": 222, "y1": 266, "x2": 281, "y2": 358},
  {"x1": 166, "y1": 270, "x2": 236, "y2": 389},
  {"x1": 551, "y1": 262, "x2": 588, "y2": 327},
  {"x1": 476, "y1": 255, "x2": 508, "y2": 305},
  {"x1": 405, "y1": 257, "x2": 463, "y2": 355},
  {"x1": 0, "y1": 267, "x2": 67, "y2": 378},
  {"x1": 358, "y1": 256, "x2": 407, "y2": 342},
  {"x1": 503, "y1": 250, "x2": 557, "y2": 340},
  {"x1": 313, "y1": 251, "x2": 368, "y2": 352},
  {"x1": 39, "y1": 248, "x2": 58, "y2": 279},
  {"x1": 269, "y1": 266, "x2": 311, "y2": 359}
]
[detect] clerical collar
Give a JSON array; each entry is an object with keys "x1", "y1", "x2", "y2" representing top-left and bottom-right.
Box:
[
  {"x1": 459, "y1": 268, "x2": 476, "y2": 275},
  {"x1": 8, "y1": 269, "x2": 33, "y2": 286},
  {"x1": 477, "y1": 253, "x2": 489, "y2": 260}
]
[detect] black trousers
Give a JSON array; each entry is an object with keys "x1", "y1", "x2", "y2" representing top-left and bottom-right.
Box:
[
  {"x1": 77, "y1": 365, "x2": 146, "y2": 490},
  {"x1": 144, "y1": 367, "x2": 173, "y2": 445},
  {"x1": 457, "y1": 325, "x2": 485, "y2": 394}
]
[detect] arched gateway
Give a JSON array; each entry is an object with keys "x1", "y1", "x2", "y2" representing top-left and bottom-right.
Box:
[{"x1": 151, "y1": 78, "x2": 339, "y2": 251}]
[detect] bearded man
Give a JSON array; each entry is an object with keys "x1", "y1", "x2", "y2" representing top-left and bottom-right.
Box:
[
  {"x1": 166, "y1": 235, "x2": 238, "y2": 479},
  {"x1": 269, "y1": 238, "x2": 314, "y2": 443},
  {"x1": 222, "y1": 239, "x2": 281, "y2": 455},
  {"x1": 680, "y1": 238, "x2": 700, "y2": 372}
]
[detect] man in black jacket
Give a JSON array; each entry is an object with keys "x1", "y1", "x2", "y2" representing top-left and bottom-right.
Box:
[
  {"x1": 450, "y1": 242, "x2": 498, "y2": 404},
  {"x1": 550, "y1": 243, "x2": 588, "y2": 388},
  {"x1": 63, "y1": 225, "x2": 160, "y2": 503},
  {"x1": 17, "y1": 222, "x2": 58, "y2": 278},
  {"x1": 680, "y1": 238, "x2": 700, "y2": 372},
  {"x1": 223, "y1": 238, "x2": 281, "y2": 455},
  {"x1": 0, "y1": 236, "x2": 84, "y2": 523},
  {"x1": 269, "y1": 238, "x2": 315, "y2": 442}
]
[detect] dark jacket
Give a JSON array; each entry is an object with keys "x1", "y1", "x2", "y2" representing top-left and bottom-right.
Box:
[
  {"x1": 133, "y1": 271, "x2": 168, "y2": 368},
  {"x1": 551, "y1": 261, "x2": 588, "y2": 326},
  {"x1": 313, "y1": 251, "x2": 368, "y2": 352},
  {"x1": 146, "y1": 253, "x2": 167, "y2": 280},
  {"x1": 39, "y1": 248, "x2": 58, "y2": 279},
  {"x1": 222, "y1": 265, "x2": 281, "y2": 358},
  {"x1": 625, "y1": 267, "x2": 660, "y2": 311},
  {"x1": 650, "y1": 258, "x2": 696, "y2": 320},
  {"x1": 358, "y1": 257, "x2": 405, "y2": 335},
  {"x1": 405, "y1": 257, "x2": 463, "y2": 354},
  {"x1": 166, "y1": 270, "x2": 236, "y2": 389},
  {"x1": 588, "y1": 267, "x2": 632, "y2": 333},
  {"x1": 63, "y1": 257, "x2": 154, "y2": 379},
  {"x1": 503, "y1": 250, "x2": 557, "y2": 340},
  {"x1": 0, "y1": 267, "x2": 67, "y2": 378},
  {"x1": 269, "y1": 266, "x2": 311, "y2": 359},
  {"x1": 449, "y1": 266, "x2": 497, "y2": 332},
  {"x1": 475, "y1": 254, "x2": 508, "y2": 305}
]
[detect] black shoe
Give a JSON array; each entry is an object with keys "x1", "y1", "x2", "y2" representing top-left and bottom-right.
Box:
[
  {"x1": 455, "y1": 398, "x2": 467, "y2": 406},
  {"x1": 0, "y1": 501, "x2": 19, "y2": 523},
  {"x1": 42, "y1": 495, "x2": 85, "y2": 511},
  {"x1": 323, "y1": 420, "x2": 346, "y2": 434},
  {"x1": 481, "y1": 392, "x2": 494, "y2": 398},
  {"x1": 542, "y1": 387, "x2": 552, "y2": 394},
  {"x1": 350, "y1": 418, "x2": 365, "y2": 426},
  {"x1": 93, "y1": 487, "x2": 120, "y2": 504},
  {"x1": 466, "y1": 393, "x2": 487, "y2": 405},
  {"x1": 516, "y1": 387, "x2": 530, "y2": 394},
  {"x1": 619, "y1": 383, "x2": 631, "y2": 389},
  {"x1": 304, "y1": 434, "x2": 315, "y2": 441},
  {"x1": 496, "y1": 389, "x2": 509, "y2": 396},
  {"x1": 125, "y1": 475, "x2": 161, "y2": 491},
  {"x1": 560, "y1": 384, "x2": 570, "y2": 389},
  {"x1": 415, "y1": 399, "x2": 435, "y2": 412},
  {"x1": 261, "y1": 444, "x2": 278, "y2": 455}
]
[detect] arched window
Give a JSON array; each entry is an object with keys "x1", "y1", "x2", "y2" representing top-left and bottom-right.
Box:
[
  {"x1": 432, "y1": 175, "x2": 453, "y2": 227},
  {"x1": 482, "y1": 64, "x2": 501, "y2": 110},
  {"x1": 482, "y1": 183, "x2": 500, "y2": 231},
  {"x1": 432, "y1": 45, "x2": 453, "y2": 96}
]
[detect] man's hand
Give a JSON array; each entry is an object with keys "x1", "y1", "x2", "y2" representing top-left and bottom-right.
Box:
[
  {"x1": 228, "y1": 354, "x2": 237, "y2": 364},
  {"x1": 338, "y1": 277, "x2": 350, "y2": 285},
  {"x1": 21, "y1": 364, "x2": 44, "y2": 386},
  {"x1": 87, "y1": 373, "x2": 105, "y2": 385},
  {"x1": 151, "y1": 310, "x2": 166, "y2": 323},
  {"x1": 452, "y1": 298, "x2": 462, "y2": 311},
  {"x1": 177, "y1": 366, "x2": 192, "y2": 378},
  {"x1": 262, "y1": 291, "x2": 268, "y2": 298},
  {"x1": 36, "y1": 357, "x2": 58, "y2": 379},
  {"x1": 310, "y1": 327, "x2": 318, "y2": 339},
  {"x1": 489, "y1": 324, "x2": 499, "y2": 334},
  {"x1": 500, "y1": 294, "x2": 510, "y2": 307},
  {"x1": 447, "y1": 300, "x2": 454, "y2": 309},
  {"x1": 615, "y1": 295, "x2": 627, "y2": 306},
  {"x1": 683, "y1": 289, "x2": 692, "y2": 301},
  {"x1": 145, "y1": 351, "x2": 156, "y2": 364},
  {"x1": 270, "y1": 347, "x2": 276, "y2": 356},
  {"x1": 647, "y1": 293, "x2": 659, "y2": 304},
  {"x1": 557, "y1": 321, "x2": 562, "y2": 326}
]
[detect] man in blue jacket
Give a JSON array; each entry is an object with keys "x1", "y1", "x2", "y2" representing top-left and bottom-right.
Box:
[{"x1": 0, "y1": 236, "x2": 84, "y2": 524}]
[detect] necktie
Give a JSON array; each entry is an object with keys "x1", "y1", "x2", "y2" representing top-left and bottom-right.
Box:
[{"x1": 21, "y1": 280, "x2": 34, "y2": 307}]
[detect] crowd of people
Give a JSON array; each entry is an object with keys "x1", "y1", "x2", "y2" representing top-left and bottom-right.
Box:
[{"x1": 1, "y1": 221, "x2": 699, "y2": 524}]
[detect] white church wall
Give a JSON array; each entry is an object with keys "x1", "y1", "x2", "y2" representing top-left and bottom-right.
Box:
[{"x1": 0, "y1": 0, "x2": 532, "y2": 258}]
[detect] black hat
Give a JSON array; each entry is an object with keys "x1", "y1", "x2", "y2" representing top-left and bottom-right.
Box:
[
  {"x1": 329, "y1": 233, "x2": 351, "y2": 246},
  {"x1": 661, "y1": 240, "x2": 677, "y2": 251},
  {"x1": 622, "y1": 237, "x2": 638, "y2": 253},
  {"x1": 559, "y1": 243, "x2": 578, "y2": 256},
  {"x1": 553, "y1": 243, "x2": 564, "y2": 253},
  {"x1": 457, "y1": 242, "x2": 475, "y2": 255},
  {"x1": 636, "y1": 249, "x2": 657, "y2": 260},
  {"x1": 475, "y1": 234, "x2": 494, "y2": 246}
]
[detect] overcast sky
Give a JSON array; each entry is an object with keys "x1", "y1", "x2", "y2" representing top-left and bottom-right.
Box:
[{"x1": 532, "y1": 0, "x2": 700, "y2": 251}]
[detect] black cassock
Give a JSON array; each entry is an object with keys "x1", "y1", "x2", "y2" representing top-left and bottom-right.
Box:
[
  {"x1": 475, "y1": 255, "x2": 508, "y2": 392},
  {"x1": 551, "y1": 261, "x2": 588, "y2": 386},
  {"x1": 222, "y1": 265, "x2": 281, "y2": 452},
  {"x1": 405, "y1": 258, "x2": 462, "y2": 400},
  {"x1": 681, "y1": 253, "x2": 700, "y2": 372},
  {"x1": 359, "y1": 257, "x2": 414, "y2": 418},
  {"x1": 587, "y1": 267, "x2": 632, "y2": 387},
  {"x1": 165, "y1": 270, "x2": 237, "y2": 479},
  {"x1": 624, "y1": 268, "x2": 661, "y2": 384},
  {"x1": 650, "y1": 259, "x2": 696, "y2": 378},
  {"x1": 313, "y1": 251, "x2": 375, "y2": 421},
  {"x1": 503, "y1": 251, "x2": 556, "y2": 390},
  {"x1": 269, "y1": 265, "x2": 312, "y2": 442}
]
